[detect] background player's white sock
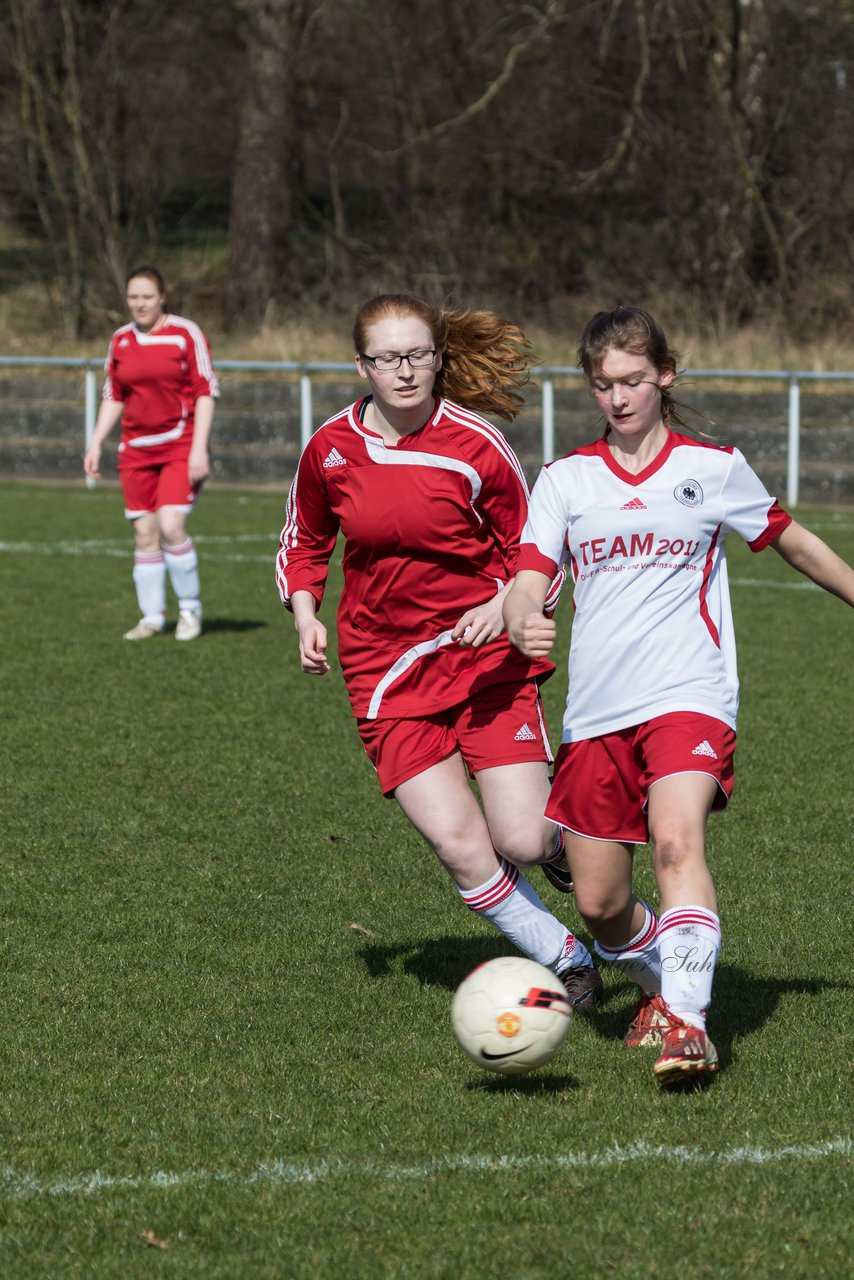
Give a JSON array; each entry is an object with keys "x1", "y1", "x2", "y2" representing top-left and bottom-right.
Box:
[
  {"x1": 163, "y1": 538, "x2": 201, "y2": 611},
  {"x1": 132, "y1": 550, "x2": 166, "y2": 624},
  {"x1": 657, "y1": 905, "x2": 721, "y2": 1030},
  {"x1": 593, "y1": 901, "x2": 660, "y2": 994},
  {"x1": 459, "y1": 858, "x2": 592, "y2": 972}
]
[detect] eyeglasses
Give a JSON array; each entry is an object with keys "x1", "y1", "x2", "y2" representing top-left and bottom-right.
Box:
[{"x1": 359, "y1": 349, "x2": 437, "y2": 372}]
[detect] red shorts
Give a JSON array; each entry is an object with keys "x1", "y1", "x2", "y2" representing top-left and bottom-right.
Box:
[
  {"x1": 547, "y1": 712, "x2": 736, "y2": 843},
  {"x1": 119, "y1": 457, "x2": 201, "y2": 519},
  {"x1": 357, "y1": 680, "x2": 552, "y2": 796}
]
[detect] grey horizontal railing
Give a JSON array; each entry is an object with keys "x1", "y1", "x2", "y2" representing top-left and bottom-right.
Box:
[{"x1": 2, "y1": 355, "x2": 854, "y2": 506}]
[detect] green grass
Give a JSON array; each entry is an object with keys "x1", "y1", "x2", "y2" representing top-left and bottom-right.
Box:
[{"x1": 0, "y1": 483, "x2": 852, "y2": 1278}]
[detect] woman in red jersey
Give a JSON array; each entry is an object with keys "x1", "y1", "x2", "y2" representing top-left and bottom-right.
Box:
[
  {"x1": 505, "y1": 305, "x2": 854, "y2": 1084},
  {"x1": 84, "y1": 266, "x2": 219, "y2": 641},
  {"x1": 275, "y1": 293, "x2": 601, "y2": 1009}
]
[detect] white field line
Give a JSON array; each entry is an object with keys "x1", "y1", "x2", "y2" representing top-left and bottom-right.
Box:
[
  {"x1": 0, "y1": 536, "x2": 276, "y2": 564},
  {"x1": 0, "y1": 1138, "x2": 850, "y2": 1200},
  {"x1": 0, "y1": 537, "x2": 828, "y2": 589}
]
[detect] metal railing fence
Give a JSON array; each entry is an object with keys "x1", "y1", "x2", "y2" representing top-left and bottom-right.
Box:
[{"x1": 2, "y1": 355, "x2": 854, "y2": 507}]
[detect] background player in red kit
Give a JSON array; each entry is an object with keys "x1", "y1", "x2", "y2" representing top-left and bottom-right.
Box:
[
  {"x1": 275, "y1": 293, "x2": 601, "y2": 1009},
  {"x1": 83, "y1": 266, "x2": 219, "y2": 641},
  {"x1": 505, "y1": 305, "x2": 854, "y2": 1083}
]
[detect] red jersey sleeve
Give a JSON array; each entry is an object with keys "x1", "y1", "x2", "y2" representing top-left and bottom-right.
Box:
[
  {"x1": 275, "y1": 438, "x2": 340, "y2": 611},
  {"x1": 468, "y1": 424, "x2": 567, "y2": 612},
  {"x1": 176, "y1": 317, "x2": 220, "y2": 401},
  {"x1": 102, "y1": 331, "x2": 125, "y2": 402}
]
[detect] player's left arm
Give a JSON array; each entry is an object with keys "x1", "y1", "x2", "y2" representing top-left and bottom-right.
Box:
[
  {"x1": 453, "y1": 436, "x2": 530, "y2": 647},
  {"x1": 771, "y1": 520, "x2": 854, "y2": 606},
  {"x1": 188, "y1": 395, "x2": 215, "y2": 485}
]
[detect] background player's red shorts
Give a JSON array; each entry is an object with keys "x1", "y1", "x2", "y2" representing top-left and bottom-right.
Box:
[
  {"x1": 120, "y1": 457, "x2": 201, "y2": 518},
  {"x1": 357, "y1": 679, "x2": 552, "y2": 796},
  {"x1": 547, "y1": 711, "x2": 736, "y2": 843}
]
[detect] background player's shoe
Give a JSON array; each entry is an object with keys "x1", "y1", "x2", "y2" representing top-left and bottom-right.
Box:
[
  {"x1": 123, "y1": 619, "x2": 165, "y2": 640},
  {"x1": 653, "y1": 1019, "x2": 719, "y2": 1087},
  {"x1": 175, "y1": 608, "x2": 203, "y2": 641},
  {"x1": 560, "y1": 965, "x2": 603, "y2": 1011},
  {"x1": 624, "y1": 992, "x2": 678, "y2": 1048},
  {"x1": 541, "y1": 851, "x2": 574, "y2": 894}
]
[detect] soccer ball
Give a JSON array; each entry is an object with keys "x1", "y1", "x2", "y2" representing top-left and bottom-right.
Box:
[{"x1": 451, "y1": 956, "x2": 572, "y2": 1076}]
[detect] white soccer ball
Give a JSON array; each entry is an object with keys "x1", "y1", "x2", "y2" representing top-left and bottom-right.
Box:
[{"x1": 451, "y1": 956, "x2": 572, "y2": 1076}]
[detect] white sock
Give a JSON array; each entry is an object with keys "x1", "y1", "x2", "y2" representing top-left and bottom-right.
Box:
[
  {"x1": 163, "y1": 538, "x2": 201, "y2": 611},
  {"x1": 594, "y1": 901, "x2": 660, "y2": 995},
  {"x1": 657, "y1": 905, "x2": 721, "y2": 1031},
  {"x1": 459, "y1": 858, "x2": 593, "y2": 972},
  {"x1": 133, "y1": 551, "x2": 166, "y2": 624}
]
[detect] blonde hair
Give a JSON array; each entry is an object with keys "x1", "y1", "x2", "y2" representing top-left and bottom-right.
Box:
[{"x1": 353, "y1": 293, "x2": 534, "y2": 422}]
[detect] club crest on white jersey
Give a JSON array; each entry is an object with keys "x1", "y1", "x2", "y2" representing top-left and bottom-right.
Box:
[{"x1": 674, "y1": 479, "x2": 703, "y2": 507}]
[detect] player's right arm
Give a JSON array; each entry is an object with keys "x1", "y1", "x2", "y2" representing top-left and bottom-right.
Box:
[
  {"x1": 276, "y1": 435, "x2": 341, "y2": 674},
  {"x1": 83, "y1": 399, "x2": 124, "y2": 479},
  {"x1": 503, "y1": 569, "x2": 557, "y2": 657},
  {"x1": 291, "y1": 590, "x2": 331, "y2": 675}
]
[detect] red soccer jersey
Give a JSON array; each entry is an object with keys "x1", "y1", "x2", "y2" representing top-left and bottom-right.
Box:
[
  {"x1": 102, "y1": 315, "x2": 219, "y2": 466},
  {"x1": 276, "y1": 396, "x2": 562, "y2": 719}
]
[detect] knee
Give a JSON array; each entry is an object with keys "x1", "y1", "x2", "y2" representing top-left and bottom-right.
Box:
[
  {"x1": 158, "y1": 514, "x2": 187, "y2": 546},
  {"x1": 652, "y1": 831, "x2": 699, "y2": 879},
  {"x1": 491, "y1": 827, "x2": 552, "y2": 868},
  {"x1": 133, "y1": 525, "x2": 160, "y2": 554},
  {"x1": 573, "y1": 885, "x2": 632, "y2": 932}
]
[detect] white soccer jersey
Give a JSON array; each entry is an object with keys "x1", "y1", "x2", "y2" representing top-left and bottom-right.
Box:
[{"x1": 518, "y1": 431, "x2": 791, "y2": 741}]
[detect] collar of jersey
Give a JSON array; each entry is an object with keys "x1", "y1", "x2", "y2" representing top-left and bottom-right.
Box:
[{"x1": 596, "y1": 427, "x2": 676, "y2": 486}]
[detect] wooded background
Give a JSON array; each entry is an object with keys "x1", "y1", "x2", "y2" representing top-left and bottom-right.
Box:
[{"x1": 2, "y1": 0, "x2": 852, "y2": 342}]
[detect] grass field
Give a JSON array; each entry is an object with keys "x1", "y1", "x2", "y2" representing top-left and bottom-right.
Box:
[{"x1": 0, "y1": 481, "x2": 852, "y2": 1279}]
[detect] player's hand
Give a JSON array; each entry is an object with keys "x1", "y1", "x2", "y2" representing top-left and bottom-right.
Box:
[
  {"x1": 297, "y1": 619, "x2": 331, "y2": 674},
  {"x1": 452, "y1": 593, "x2": 506, "y2": 647},
  {"x1": 188, "y1": 448, "x2": 210, "y2": 486},
  {"x1": 506, "y1": 611, "x2": 556, "y2": 658},
  {"x1": 83, "y1": 444, "x2": 101, "y2": 480}
]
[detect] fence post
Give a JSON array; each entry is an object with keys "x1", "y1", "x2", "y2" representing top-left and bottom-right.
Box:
[
  {"x1": 84, "y1": 366, "x2": 97, "y2": 489},
  {"x1": 787, "y1": 375, "x2": 800, "y2": 508},
  {"x1": 541, "y1": 378, "x2": 554, "y2": 465},
  {"x1": 300, "y1": 373, "x2": 313, "y2": 451}
]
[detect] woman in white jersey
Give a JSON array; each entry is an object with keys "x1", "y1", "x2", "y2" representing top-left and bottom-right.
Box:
[
  {"x1": 83, "y1": 266, "x2": 219, "y2": 641},
  {"x1": 275, "y1": 293, "x2": 601, "y2": 1009},
  {"x1": 504, "y1": 305, "x2": 854, "y2": 1084}
]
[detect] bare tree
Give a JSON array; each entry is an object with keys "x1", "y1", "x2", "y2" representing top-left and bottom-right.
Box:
[
  {"x1": 6, "y1": 0, "x2": 129, "y2": 334},
  {"x1": 226, "y1": 0, "x2": 308, "y2": 328}
]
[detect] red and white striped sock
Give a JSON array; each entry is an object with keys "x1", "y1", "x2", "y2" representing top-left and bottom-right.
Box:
[
  {"x1": 459, "y1": 858, "x2": 592, "y2": 972},
  {"x1": 163, "y1": 538, "x2": 200, "y2": 610},
  {"x1": 657, "y1": 905, "x2": 721, "y2": 1031},
  {"x1": 132, "y1": 550, "x2": 166, "y2": 624},
  {"x1": 594, "y1": 901, "x2": 660, "y2": 995}
]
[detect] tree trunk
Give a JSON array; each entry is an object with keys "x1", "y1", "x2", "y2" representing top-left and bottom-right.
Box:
[{"x1": 226, "y1": 0, "x2": 307, "y2": 330}]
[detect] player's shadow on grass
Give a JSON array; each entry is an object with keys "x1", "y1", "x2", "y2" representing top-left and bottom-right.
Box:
[
  {"x1": 595, "y1": 962, "x2": 854, "y2": 1068},
  {"x1": 356, "y1": 935, "x2": 580, "y2": 1091},
  {"x1": 357, "y1": 934, "x2": 518, "y2": 990},
  {"x1": 186, "y1": 618, "x2": 268, "y2": 634},
  {"x1": 357, "y1": 939, "x2": 852, "y2": 1074}
]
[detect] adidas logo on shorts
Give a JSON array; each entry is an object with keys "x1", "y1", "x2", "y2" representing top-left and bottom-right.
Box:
[
  {"x1": 691, "y1": 740, "x2": 718, "y2": 759},
  {"x1": 514, "y1": 723, "x2": 537, "y2": 742}
]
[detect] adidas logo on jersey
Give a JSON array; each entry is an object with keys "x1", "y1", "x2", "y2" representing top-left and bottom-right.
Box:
[
  {"x1": 692, "y1": 740, "x2": 718, "y2": 759},
  {"x1": 322, "y1": 448, "x2": 347, "y2": 468},
  {"x1": 620, "y1": 497, "x2": 647, "y2": 510},
  {"x1": 514, "y1": 723, "x2": 537, "y2": 742}
]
